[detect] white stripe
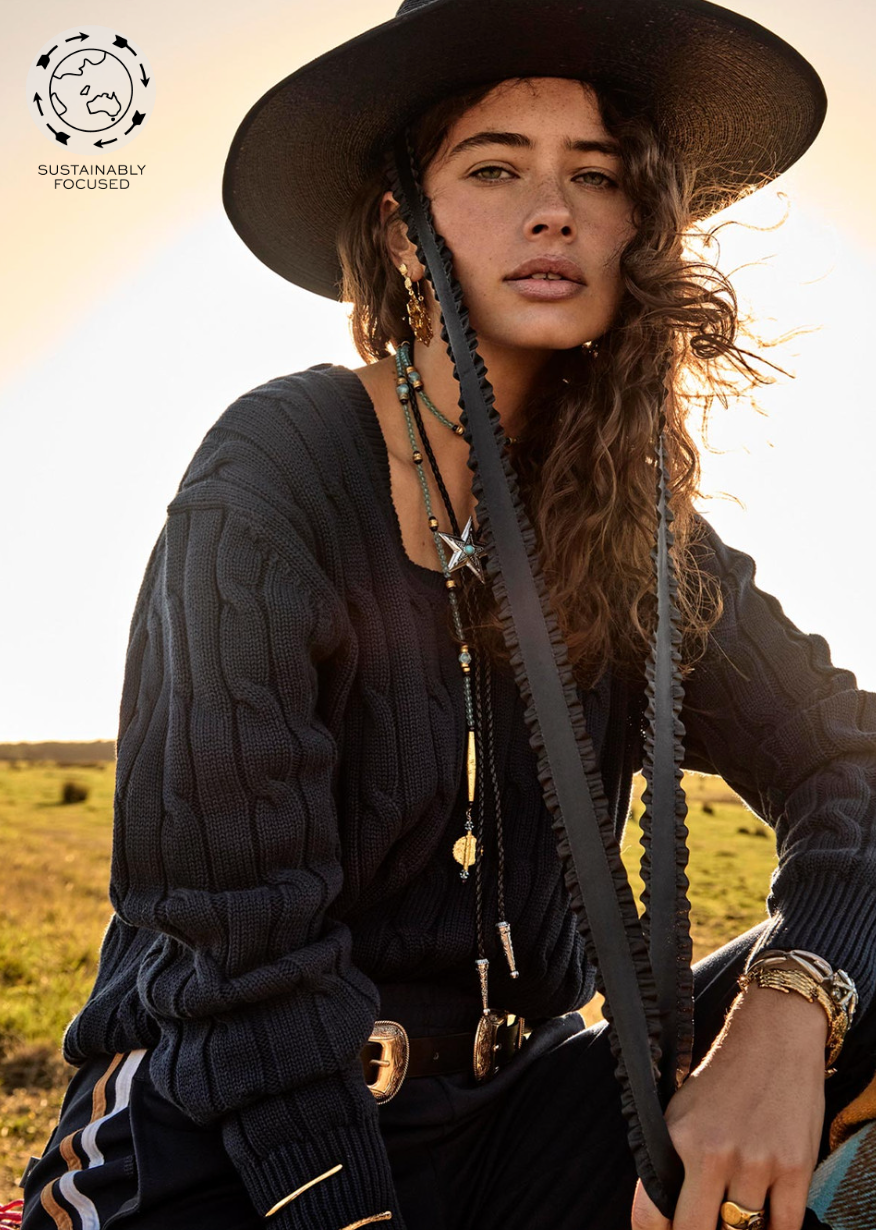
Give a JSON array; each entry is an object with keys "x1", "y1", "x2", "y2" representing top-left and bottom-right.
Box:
[
  {"x1": 61, "y1": 1049, "x2": 148, "y2": 1227},
  {"x1": 58, "y1": 1170, "x2": 101, "y2": 1230},
  {"x1": 80, "y1": 1050, "x2": 146, "y2": 1169}
]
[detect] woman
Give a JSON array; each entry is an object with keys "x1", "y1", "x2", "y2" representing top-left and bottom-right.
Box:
[{"x1": 19, "y1": 2, "x2": 876, "y2": 1230}]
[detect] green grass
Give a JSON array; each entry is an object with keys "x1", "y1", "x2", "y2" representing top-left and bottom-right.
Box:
[
  {"x1": 0, "y1": 761, "x2": 115, "y2": 1191},
  {"x1": 0, "y1": 762, "x2": 778, "y2": 1196}
]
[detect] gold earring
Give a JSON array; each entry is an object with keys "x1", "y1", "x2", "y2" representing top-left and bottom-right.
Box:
[{"x1": 399, "y1": 262, "x2": 433, "y2": 346}]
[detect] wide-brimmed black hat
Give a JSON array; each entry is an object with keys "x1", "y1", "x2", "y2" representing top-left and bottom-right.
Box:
[{"x1": 222, "y1": 0, "x2": 826, "y2": 299}]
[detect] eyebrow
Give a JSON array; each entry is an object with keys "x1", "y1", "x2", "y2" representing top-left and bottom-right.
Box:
[{"x1": 445, "y1": 130, "x2": 622, "y2": 160}]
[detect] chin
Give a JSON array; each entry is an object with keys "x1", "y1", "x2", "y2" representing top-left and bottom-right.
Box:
[
  {"x1": 466, "y1": 304, "x2": 612, "y2": 354},
  {"x1": 480, "y1": 323, "x2": 605, "y2": 353}
]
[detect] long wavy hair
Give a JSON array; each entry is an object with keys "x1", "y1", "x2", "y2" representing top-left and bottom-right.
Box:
[{"x1": 337, "y1": 78, "x2": 777, "y2": 692}]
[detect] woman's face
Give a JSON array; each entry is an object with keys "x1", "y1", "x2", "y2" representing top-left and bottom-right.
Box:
[{"x1": 387, "y1": 77, "x2": 637, "y2": 356}]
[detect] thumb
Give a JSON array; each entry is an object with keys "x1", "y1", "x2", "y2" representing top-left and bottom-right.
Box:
[{"x1": 631, "y1": 1176, "x2": 672, "y2": 1230}]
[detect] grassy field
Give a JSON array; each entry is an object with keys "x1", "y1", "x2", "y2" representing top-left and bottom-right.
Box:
[{"x1": 0, "y1": 762, "x2": 778, "y2": 1196}]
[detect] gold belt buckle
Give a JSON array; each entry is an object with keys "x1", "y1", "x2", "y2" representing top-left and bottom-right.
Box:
[
  {"x1": 364, "y1": 1020, "x2": 409, "y2": 1104},
  {"x1": 473, "y1": 1011, "x2": 526, "y2": 1083}
]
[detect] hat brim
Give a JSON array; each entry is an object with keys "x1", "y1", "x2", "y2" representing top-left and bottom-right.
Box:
[{"x1": 222, "y1": 0, "x2": 826, "y2": 300}]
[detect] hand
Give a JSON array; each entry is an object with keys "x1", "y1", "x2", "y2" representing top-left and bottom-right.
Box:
[{"x1": 630, "y1": 983, "x2": 828, "y2": 1230}]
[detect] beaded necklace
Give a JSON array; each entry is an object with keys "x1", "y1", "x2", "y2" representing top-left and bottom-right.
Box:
[{"x1": 393, "y1": 339, "x2": 519, "y2": 1027}]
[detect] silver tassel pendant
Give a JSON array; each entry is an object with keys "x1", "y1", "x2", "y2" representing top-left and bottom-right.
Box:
[
  {"x1": 496, "y1": 920, "x2": 519, "y2": 978},
  {"x1": 475, "y1": 956, "x2": 491, "y2": 1012}
]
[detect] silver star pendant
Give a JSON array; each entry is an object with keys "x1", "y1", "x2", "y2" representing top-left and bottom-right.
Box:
[{"x1": 437, "y1": 516, "x2": 489, "y2": 584}]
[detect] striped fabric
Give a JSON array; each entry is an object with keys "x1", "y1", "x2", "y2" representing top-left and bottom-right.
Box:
[
  {"x1": 35, "y1": 1050, "x2": 145, "y2": 1230},
  {"x1": 808, "y1": 1121, "x2": 876, "y2": 1228},
  {"x1": 808, "y1": 1065, "x2": 876, "y2": 1228}
]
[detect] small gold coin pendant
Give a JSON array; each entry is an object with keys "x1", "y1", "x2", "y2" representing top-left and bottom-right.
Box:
[{"x1": 452, "y1": 831, "x2": 479, "y2": 878}]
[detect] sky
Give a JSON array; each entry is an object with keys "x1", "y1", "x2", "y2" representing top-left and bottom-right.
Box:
[{"x1": 1, "y1": 0, "x2": 875, "y2": 741}]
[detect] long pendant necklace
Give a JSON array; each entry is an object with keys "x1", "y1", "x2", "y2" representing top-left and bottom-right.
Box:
[{"x1": 393, "y1": 340, "x2": 519, "y2": 1029}]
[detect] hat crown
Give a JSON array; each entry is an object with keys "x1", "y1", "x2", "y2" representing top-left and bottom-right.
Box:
[{"x1": 395, "y1": 0, "x2": 438, "y2": 14}]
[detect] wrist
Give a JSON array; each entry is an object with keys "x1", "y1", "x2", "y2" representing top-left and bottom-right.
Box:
[
  {"x1": 737, "y1": 948, "x2": 858, "y2": 1077},
  {"x1": 733, "y1": 979, "x2": 830, "y2": 1040}
]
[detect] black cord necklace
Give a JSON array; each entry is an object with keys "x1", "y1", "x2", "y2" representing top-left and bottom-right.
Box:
[{"x1": 393, "y1": 339, "x2": 519, "y2": 1036}]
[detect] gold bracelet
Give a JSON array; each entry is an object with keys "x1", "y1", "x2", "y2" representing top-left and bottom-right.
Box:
[{"x1": 339, "y1": 1215, "x2": 393, "y2": 1229}]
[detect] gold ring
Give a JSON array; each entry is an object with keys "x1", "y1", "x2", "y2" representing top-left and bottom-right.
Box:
[{"x1": 720, "y1": 1198, "x2": 767, "y2": 1230}]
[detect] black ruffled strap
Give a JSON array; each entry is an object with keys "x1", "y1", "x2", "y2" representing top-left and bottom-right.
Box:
[
  {"x1": 387, "y1": 129, "x2": 685, "y2": 1217},
  {"x1": 639, "y1": 408, "x2": 696, "y2": 1109}
]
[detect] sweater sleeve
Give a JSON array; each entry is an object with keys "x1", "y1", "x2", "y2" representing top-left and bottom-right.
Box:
[
  {"x1": 679, "y1": 515, "x2": 876, "y2": 1019},
  {"x1": 110, "y1": 498, "x2": 404, "y2": 1230}
]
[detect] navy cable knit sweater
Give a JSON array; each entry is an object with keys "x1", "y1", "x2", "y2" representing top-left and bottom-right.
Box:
[{"x1": 62, "y1": 364, "x2": 876, "y2": 1230}]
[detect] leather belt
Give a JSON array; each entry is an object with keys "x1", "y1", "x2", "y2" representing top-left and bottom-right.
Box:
[{"x1": 360, "y1": 1014, "x2": 533, "y2": 1103}]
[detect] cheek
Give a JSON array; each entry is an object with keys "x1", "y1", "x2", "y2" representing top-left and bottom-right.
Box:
[
  {"x1": 427, "y1": 192, "x2": 509, "y2": 279},
  {"x1": 590, "y1": 217, "x2": 634, "y2": 286}
]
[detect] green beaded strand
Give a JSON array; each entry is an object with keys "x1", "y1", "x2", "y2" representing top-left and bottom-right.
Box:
[{"x1": 394, "y1": 346, "x2": 476, "y2": 731}]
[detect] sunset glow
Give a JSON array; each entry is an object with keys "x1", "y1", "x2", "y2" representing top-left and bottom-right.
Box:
[{"x1": 1, "y1": 0, "x2": 874, "y2": 741}]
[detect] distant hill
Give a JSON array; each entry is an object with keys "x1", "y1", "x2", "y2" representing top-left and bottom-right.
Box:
[{"x1": 0, "y1": 740, "x2": 115, "y2": 763}]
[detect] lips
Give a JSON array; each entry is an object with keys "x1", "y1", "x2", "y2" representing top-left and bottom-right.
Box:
[{"x1": 505, "y1": 256, "x2": 586, "y2": 284}]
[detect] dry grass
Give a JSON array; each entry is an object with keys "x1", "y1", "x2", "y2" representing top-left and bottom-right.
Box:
[{"x1": 0, "y1": 762, "x2": 778, "y2": 1196}]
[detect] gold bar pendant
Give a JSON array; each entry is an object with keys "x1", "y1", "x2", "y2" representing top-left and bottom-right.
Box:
[{"x1": 466, "y1": 728, "x2": 476, "y2": 801}]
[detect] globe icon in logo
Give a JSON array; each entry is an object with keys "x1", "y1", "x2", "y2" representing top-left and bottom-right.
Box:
[{"x1": 49, "y1": 48, "x2": 133, "y2": 133}]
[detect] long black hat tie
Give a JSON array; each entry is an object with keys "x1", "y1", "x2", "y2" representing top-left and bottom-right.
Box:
[{"x1": 388, "y1": 128, "x2": 694, "y2": 1219}]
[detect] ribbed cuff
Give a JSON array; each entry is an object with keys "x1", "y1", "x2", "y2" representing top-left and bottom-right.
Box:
[
  {"x1": 237, "y1": 1118, "x2": 403, "y2": 1230},
  {"x1": 747, "y1": 875, "x2": 876, "y2": 1020}
]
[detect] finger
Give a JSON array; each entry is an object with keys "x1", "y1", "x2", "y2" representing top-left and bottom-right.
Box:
[
  {"x1": 760, "y1": 1168, "x2": 814, "y2": 1230},
  {"x1": 630, "y1": 1176, "x2": 671, "y2": 1230},
  {"x1": 671, "y1": 1157, "x2": 742, "y2": 1230}
]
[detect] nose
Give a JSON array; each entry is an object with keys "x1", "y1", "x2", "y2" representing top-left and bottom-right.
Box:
[{"x1": 523, "y1": 177, "x2": 576, "y2": 239}]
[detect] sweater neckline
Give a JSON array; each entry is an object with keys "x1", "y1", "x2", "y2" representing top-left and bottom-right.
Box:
[
  {"x1": 326, "y1": 364, "x2": 453, "y2": 588},
  {"x1": 321, "y1": 364, "x2": 617, "y2": 714}
]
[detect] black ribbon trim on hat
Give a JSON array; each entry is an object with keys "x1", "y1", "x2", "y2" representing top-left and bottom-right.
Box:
[{"x1": 387, "y1": 128, "x2": 687, "y2": 1216}]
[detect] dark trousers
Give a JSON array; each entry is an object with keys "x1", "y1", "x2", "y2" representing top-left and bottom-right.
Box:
[{"x1": 20, "y1": 921, "x2": 876, "y2": 1229}]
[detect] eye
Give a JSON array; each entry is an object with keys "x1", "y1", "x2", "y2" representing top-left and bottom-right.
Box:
[
  {"x1": 575, "y1": 169, "x2": 618, "y2": 189},
  {"x1": 469, "y1": 164, "x2": 514, "y2": 181}
]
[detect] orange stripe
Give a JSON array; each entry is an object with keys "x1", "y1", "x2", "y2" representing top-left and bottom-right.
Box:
[
  {"x1": 39, "y1": 1183, "x2": 73, "y2": 1230},
  {"x1": 91, "y1": 1052, "x2": 124, "y2": 1123},
  {"x1": 58, "y1": 1132, "x2": 81, "y2": 1172}
]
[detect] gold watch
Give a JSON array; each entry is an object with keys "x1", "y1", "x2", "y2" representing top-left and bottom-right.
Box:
[{"x1": 737, "y1": 948, "x2": 858, "y2": 1077}]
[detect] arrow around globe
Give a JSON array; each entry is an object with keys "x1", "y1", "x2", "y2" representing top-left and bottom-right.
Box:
[
  {"x1": 47, "y1": 124, "x2": 71, "y2": 145},
  {"x1": 113, "y1": 35, "x2": 137, "y2": 56}
]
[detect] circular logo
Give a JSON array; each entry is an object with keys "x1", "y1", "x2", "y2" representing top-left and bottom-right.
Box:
[{"x1": 26, "y1": 26, "x2": 154, "y2": 152}]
